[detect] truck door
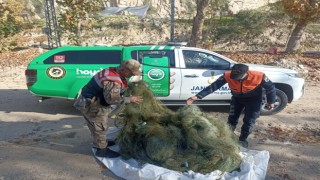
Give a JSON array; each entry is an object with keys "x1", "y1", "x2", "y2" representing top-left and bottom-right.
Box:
[
  {"x1": 130, "y1": 49, "x2": 181, "y2": 100},
  {"x1": 142, "y1": 55, "x2": 170, "y2": 97},
  {"x1": 179, "y1": 49, "x2": 232, "y2": 100}
]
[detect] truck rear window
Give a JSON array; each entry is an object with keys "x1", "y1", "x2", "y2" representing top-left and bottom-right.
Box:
[
  {"x1": 131, "y1": 50, "x2": 175, "y2": 67},
  {"x1": 44, "y1": 50, "x2": 122, "y2": 64}
]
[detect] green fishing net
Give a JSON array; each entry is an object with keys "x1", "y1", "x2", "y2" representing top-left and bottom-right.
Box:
[{"x1": 114, "y1": 81, "x2": 242, "y2": 173}]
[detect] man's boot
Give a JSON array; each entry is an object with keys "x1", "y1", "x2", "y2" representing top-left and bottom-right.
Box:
[
  {"x1": 239, "y1": 133, "x2": 250, "y2": 148},
  {"x1": 95, "y1": 148, "x2": 120, "y2": 158}
]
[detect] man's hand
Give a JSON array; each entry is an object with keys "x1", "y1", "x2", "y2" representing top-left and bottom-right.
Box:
[
  {"x1": 129, "y1": 96, "x2": 143, "y2": 104},
  {"x1": 265, "y1": 103, "x2": 275, "y2": 110},
  {"x1": 186, "y1": 96, "x2": 198, "y2": 105}
]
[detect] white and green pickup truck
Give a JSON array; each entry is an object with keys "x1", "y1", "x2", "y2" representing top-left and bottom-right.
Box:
[{"x1": 25, "y1": 44, "x2": 305, "y2": 115}]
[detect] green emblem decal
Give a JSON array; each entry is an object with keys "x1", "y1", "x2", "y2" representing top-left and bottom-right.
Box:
[
  {"x1": 46, "y1": 66, "x2": 66, "y2": 79},
  {"x1": 148, "y1": 69, "x2": 165, "y2": 81}
]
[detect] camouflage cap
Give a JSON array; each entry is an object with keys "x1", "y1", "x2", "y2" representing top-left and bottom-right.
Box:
[{"x1": 121, "y1": 59, "x2": 142, "y2": 76}]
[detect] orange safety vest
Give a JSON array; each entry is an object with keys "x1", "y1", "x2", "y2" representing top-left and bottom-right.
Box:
[
  {"x1": 224, "y1": 70, "x2": 264, "y2": 94},
  {"x1": 94, "y1": 67, "x2": 127, "y2": 89}
]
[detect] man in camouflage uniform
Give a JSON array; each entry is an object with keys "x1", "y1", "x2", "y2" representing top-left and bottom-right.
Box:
[{"x1": 74, "y1": 59, "x2": 143, "y2": 158}]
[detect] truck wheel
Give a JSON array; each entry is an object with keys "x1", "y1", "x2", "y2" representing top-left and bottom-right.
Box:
[{"x1": 260, "y1": 89, "x2": 288, "y2": 116}]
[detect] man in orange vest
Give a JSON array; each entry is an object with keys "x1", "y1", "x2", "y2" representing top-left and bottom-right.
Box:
[
  {"x1": 187, "y1": 64, "x2": 275, "y2": 148},
  {"x1": 74, "y1": 59, "x2": 143, "y2": 158}
]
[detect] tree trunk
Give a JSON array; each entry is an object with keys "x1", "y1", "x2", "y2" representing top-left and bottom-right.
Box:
[
  {"x1": 285, "y1": 20, "x2": 307, "y2": 53},
  {"x1": 189, "y1": 0, "x2": 209, "y2": 47},
  {"x1": 110, "y1": 0, "x2": 118, "y2": 7}
]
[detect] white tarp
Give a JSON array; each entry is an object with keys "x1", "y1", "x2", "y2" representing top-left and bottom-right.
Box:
[
  {"x1": 93, "y1": 127, "x2": 270, "y2": 180},
  {"x1": 100, "y1": 5, "x2": 149, "y2": 19}
]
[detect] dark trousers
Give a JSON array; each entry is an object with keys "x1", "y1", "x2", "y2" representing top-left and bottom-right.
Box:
[{"x1": 227, "y1": 96, "x2": 262, "y2": 139}]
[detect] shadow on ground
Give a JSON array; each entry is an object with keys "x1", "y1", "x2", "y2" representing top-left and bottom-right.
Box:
[{"x1": 0, "y1": 89, "x2": 79, "y2": 115}]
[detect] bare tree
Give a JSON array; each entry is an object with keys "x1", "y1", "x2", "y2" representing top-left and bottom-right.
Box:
[
  {"x1": 109, "y1": 0, "x2": 118, "y2": 7},
  {"x1": 189, "y1": 0, "x2": 209, "y2": 47}
]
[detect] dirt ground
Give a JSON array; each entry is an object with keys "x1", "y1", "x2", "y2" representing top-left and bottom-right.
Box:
[{"x1": 0, "y1": 66, "x2": 319, "y2": 180}]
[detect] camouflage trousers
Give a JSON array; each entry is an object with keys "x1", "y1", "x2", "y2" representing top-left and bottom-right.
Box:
[{"x1": 74, "y1": 95, "x2": 112, "y2": 149}]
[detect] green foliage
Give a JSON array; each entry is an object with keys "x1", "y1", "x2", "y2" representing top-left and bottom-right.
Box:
[
  {"x1": 211, "y1": 10, "x2": 268, "y2": 42},
  {"x1": 31, "y1": 0, "x2": 44, "y2": 16},
  {"x1": 208, "y1": 0, "x2": 229, "y2": 16},
  {"x1": 9, "y1": 41, "x2": 18, "y2": 47},
  {"x1": 0, "y1": 21, "x2": 20, "y2": 38},
  {"x1": 267, "y1": 1, "x2": 286, "y2": 17},
  {"x1": 235, "y1": 10, "x2": 267, "y2": 32},
  {"x1": 32, "y1": 19, "x2": 46, "y2": 28},
  {"x1": 0, "y1": 0, "x2": 24, "y2": 38},
  {"x1": 263, "y1": 1, "x2": 292, "y2": 26},
  {"x1": 175, "y1": 19, "x2": 193, "y2": 24},
  {"x1": 146, "y1": 4, "x2": 157, "y2": 15},
  {"x1": 182, "y1": 0, "x2": 196, "y2": 18},
  {"x1": 306, "y1": 24, "x2": 320, "y2": 34},
  {"x1": 21, "y1": 23, "x2": 34, "y2": 30},
  {"x1": 57, "y1": 0, "x2": 104, "y2": 45}
]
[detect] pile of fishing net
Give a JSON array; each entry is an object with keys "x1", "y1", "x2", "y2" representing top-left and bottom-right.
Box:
[{"x1": 114, "y1": 81, "x2": 242, "y2": 173}]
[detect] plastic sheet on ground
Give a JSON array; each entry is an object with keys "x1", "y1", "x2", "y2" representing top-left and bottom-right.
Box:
[{"x1": 93, "y1": 127, "x2": 270, "y2": 180}]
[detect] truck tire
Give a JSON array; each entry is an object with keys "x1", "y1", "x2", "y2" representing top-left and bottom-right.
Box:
[{"x1": 260, "y1": 89, "x2": 288, "y2": 116}]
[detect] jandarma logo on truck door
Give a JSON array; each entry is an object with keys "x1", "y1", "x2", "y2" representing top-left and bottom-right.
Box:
[
  {"x1": 46, "y1": 66, "x2": 66, "y2": 79},
  {"x1": 147, "y1": 69, "x2": 165, "y2": 80}
]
